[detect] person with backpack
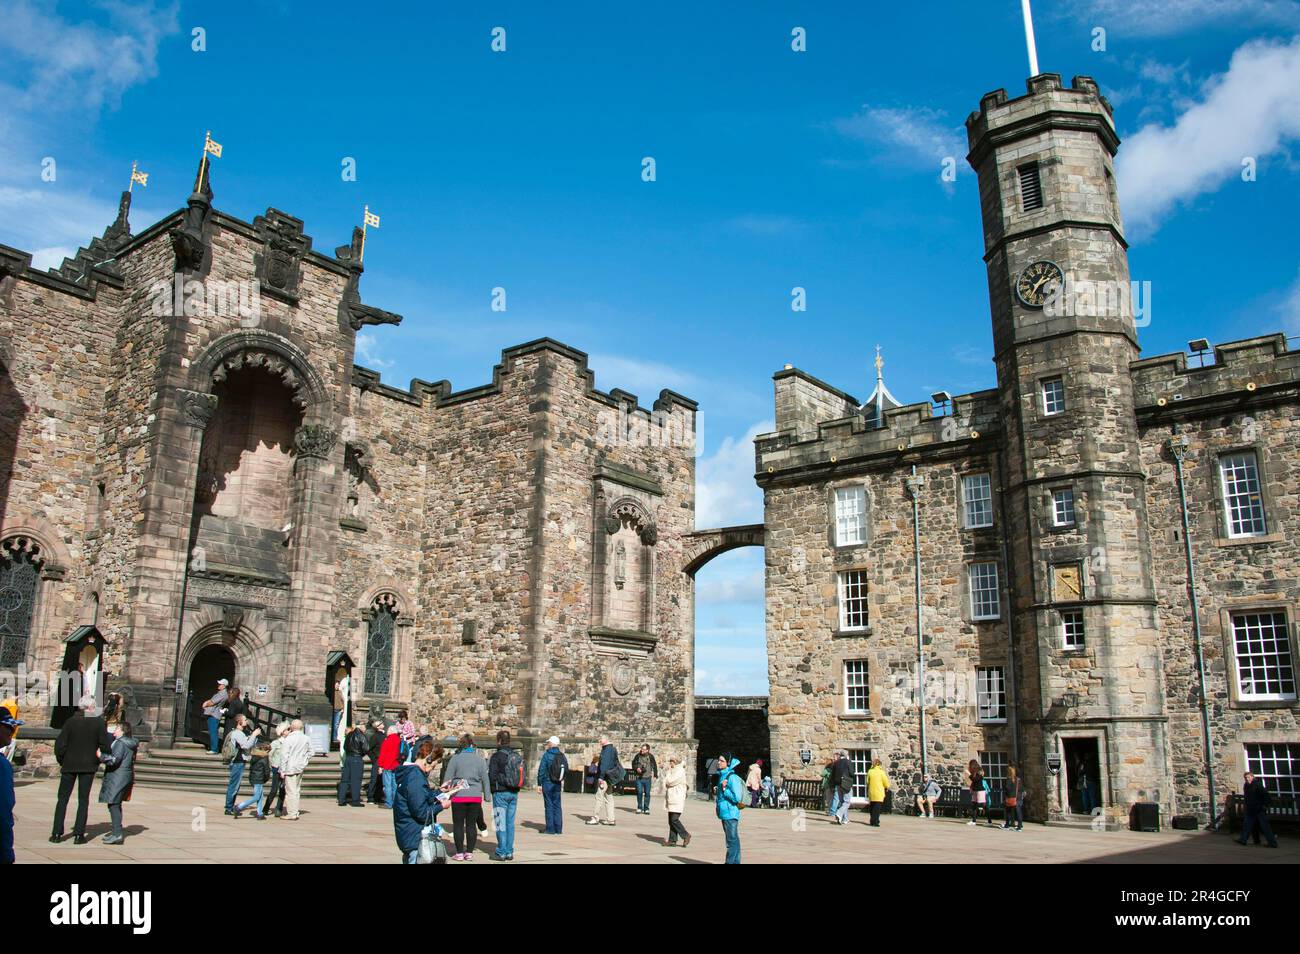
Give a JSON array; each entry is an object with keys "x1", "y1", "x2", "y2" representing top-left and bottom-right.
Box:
[
  {"x1": 488, "y1": 729, "x2": 524, "y2": 861},
  {"x1": 831, "y1": 751, "x2": 855, "y2": 825},
  {"x1": 586, "y1": 736, "x2": 622, "y2": 827},
  {"x1": 223, "y1": 714, "x2": 261, "y2": 815},
  {"x1": 441, "y1": 733, "x2": 492, "y2": 861},
  {"x1": 714, "y1": 753, "x2": 745, "y2": 864},
  {"x1": 632, "y1": 744, "x2": 658, "y2": 815},
  {"x1": 915, "y1": 774, "x2": 942, "y2": 818},
  {"x1": 537, "y1": 735, "x2": 568, "y2": 834},
  {"x1": 233, "y1": 743, "x2": 271, "y2": 819},
  {"x1": 337, "y1": 721, "x2": 368, "y2": 807},
  {"x1": 663, "y1": 754, "x2": 691, "y2": 847},
  {"x1": 967, "y1": 758, "x2": 993, "y2": 826}
]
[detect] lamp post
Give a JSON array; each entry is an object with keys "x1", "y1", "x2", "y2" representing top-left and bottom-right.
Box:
[
  {"x1": 905, "y1": 467, "x2": 927, "y2": 776},
  {"x1": 1168, "y1": 431, "x2": 1218, "y2": 828}
]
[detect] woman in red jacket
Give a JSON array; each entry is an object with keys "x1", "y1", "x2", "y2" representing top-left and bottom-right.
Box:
[{"x1": 378, "y1": 725, "x2": 403, "y2": 809}]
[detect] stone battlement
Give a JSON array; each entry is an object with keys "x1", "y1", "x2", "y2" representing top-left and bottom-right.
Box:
[
  {"x1": 758, "y1": 371, "x2": 1000, "y2": 483},
  {"x1": 966, "y1": 73, "x2": 1115, "y2": 155},
  {"x1": 1131, "y1": 332, "x2": 1300, "y2": 416},
  {"x1": 351, "y1": 337, "x2": 698, "y2": 426}
]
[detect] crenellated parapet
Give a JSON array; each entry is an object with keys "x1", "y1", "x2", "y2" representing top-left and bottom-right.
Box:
[{"x1": 1131, "y1": 332, "x2": 1300, "y2": 421}]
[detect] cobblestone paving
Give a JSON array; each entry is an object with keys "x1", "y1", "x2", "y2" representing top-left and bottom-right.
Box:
[{"x1": 14, "y1": 780, "x2": 1294, "y2": 865}]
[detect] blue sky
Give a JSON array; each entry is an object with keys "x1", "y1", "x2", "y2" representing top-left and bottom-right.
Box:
[{"x1": 3, "y1": 1, "x2": 1299, "y2": 695}]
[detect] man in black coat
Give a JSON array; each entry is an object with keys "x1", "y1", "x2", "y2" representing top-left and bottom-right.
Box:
[
  {"x1": 51, "y1": 695, "x2": 113, "y2": 844},
  {"x1": 365, "y1": 718, "x2": 387, "y2": 806},
  {"x1": 337, "y1": 722, "x2": 368, "y2": 807},
  {"x1": 1238, "y1": 771, "x2": 1279, "y2": 848}
]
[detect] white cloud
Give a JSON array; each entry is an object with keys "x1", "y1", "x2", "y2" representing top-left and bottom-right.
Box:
[
  {"x1": 354, "y1": 330, "x2": 395, "y2": 370},
  {"x1": 1071, "y1": 0, "x2": 1300, "y2": 36},
  {"x1": 695, "y1": 420, "x2": 771, "y2": 529},
  {"x1": 0, "y1": 0, "x2": 179, "y2": 110},
  {"x1": 0, "y1": 185, "x2": 167, "y2": 269},
  {"x1": 588, "y1": 353, "x2": 698, "y2": 402},
  {"x1": 1116, "y1": 36, "x2": 1300, "y2": 236}
]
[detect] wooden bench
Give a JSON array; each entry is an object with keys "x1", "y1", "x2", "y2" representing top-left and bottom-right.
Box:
[
  {"x1": 909, "y1": 784, "x2": 1007, "y2": 818},
  {"x1": 781, "y1": 778, "x2": 825, "y2": 810},
  {"x1": 1225, "y1": 793, "x2": 1300, "y2": 831}
]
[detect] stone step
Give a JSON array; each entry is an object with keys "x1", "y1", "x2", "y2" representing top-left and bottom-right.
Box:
[{"x1": 133, "y1": 745, "x2": 357, "y2": 797}]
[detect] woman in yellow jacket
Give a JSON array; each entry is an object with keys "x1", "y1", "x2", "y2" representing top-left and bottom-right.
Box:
[{"x1": 865, "y1": 758, "x2": 890, "y2": 827}]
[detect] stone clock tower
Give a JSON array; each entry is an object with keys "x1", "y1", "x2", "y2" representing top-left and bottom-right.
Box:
[{"x1": 966, "y1": 74, "x2": 1173, "y2": 823}]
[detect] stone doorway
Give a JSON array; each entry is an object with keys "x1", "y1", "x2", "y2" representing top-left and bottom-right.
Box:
[
  {"x1": 1063, "y1": 737, "x2": 1102, "y2": 815},
  {"x1": 186, "y1": 644, "x2": 236, "y2": 747}
]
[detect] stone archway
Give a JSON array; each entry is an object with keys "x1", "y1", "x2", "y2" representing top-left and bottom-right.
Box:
[
  {"x1": 681, "y1": 524, "x2": 765, "y2": 577},
  {"x1": 678, "y1": 524, "x2": 766, "y2": 742}
]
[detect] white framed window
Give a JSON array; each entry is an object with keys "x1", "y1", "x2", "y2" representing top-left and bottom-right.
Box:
[
  {"x1": 976, "y1": 666, "x2": 1007, "y2": 723},
  {"x1": 962, "y1": 473, "x2": 993, "y2": 529},
  {"x1": 1061, "y1": 608, "x2": 1085, "y2": 650},
  {"x1": 979, "y1": 750, "x2": 1009, "y2": 794},
  {"x1": 838, "y1": 570, "x2": 869, "y2": 631},
  {"x1": 1232, "y1": 611, "x2": 1296, "y2": 701},
  {"x1": 843, "y1": 660, "x2": 870, "y2": 714},
  {"x1": 846, "y1": 748, "x2": 872, "y2": 802},
  {"x1": 969, "y1": 562, "x2": 1001, "y2": 620},
  {"x1": 1219, "y1": 452, "x2": 1268, "y2": 538},
  {"x1": 1041, "y1": 377, "x2": 1066, "y2": 415},
  {"x1": 1052, "y1": 488, "x2": 1076, "y2": 527},
  {"x1": 834, "y1": 486, "x2": 867, "y2": 547},
  {"x1": 1245, "y1": 743, "x2": 1300, "y2": 806}
]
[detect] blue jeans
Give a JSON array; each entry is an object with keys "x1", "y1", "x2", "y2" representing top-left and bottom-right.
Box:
[
  {"x1": 542, "y1": 780, "x2": 563, "y2": 833},
  {"x1": 636, "y1": 778, "x2": 652, "y2": 812},
  {"x1": 225, "y1": 761, "x2": 245, "y2": 811},
  {"x1": 331, "y1": 709, "x2": 342, "y2": 742},
  {"x1": 207, "y1": 716, "x2": 220, "y2": 753},
  {"x1": 722, "y1": 818, "x2": 741, "y2": 864},
  {"x1": 382, "y1": 770, "x2": 397, "y2": 809},
  {"x1": 492, "y1": 791, "x2": 518, "y2": 857},
  {"x1": 404, "y1": 848, "x2": 419, "y2": 864},
  {"x1": 828, "y1": 789, "x2": 839, "y2": 816},
  {"x1": 236, "y1": 783, "x2": 265, "y2": 816},
  {"x1": 835, "y1": 792, "x2": 851, "y2": 824}
]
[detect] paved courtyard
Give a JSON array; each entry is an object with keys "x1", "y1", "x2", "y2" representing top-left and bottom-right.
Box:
[{"x1": 12, "y1": 778, "x2": 1294, "y2": 864}]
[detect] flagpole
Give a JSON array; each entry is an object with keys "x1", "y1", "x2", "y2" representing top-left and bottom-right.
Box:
[
  {"x1": 200, "y1": 130, "x2": 210, "y2": 184},
  {"x1": 360, "y1": 205, "x2": 369, "y2": 263},
  {"x1": 1021, "y1": 0, "x2": 1040, "y2": 77},
  {"x1": 129, "y1": 161, "x2": 137, "y2": 193}
]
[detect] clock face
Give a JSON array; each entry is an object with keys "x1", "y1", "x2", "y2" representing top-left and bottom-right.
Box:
[{"x1": 1015, "y1": 260, "x2": 1063, "y2": 308}]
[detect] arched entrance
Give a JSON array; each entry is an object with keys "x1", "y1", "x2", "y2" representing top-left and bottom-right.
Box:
[
  {"x1": 683, "y1": 524, "x2": 767, "y2": 788},
  {"x1": 186, "y1": 644, "x2": 236, "y2": 747}
]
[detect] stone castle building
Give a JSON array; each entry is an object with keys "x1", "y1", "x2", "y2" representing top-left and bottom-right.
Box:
[
  {"x1": 0, "y1": 161, "x2": 722, "y2": 771},
  {"x1": 2, "y1": 70, "x2": 1296, "y2": 827},
  {"x1": 759, "y1": 74, "x2": 1299, "y2": 824}
]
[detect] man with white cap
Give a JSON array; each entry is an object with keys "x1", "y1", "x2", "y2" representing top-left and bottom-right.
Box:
[
  {"x1": 201, "y1": 678, "x2": 230, "y2": 754},
  {"x1": 536, "y1": 735, "x2": 569, "y2": 834}
]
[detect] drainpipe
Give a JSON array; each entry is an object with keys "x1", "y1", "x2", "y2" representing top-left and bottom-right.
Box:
[
  {"x1": 1168, "y1": 430, "x2": 1217, "y2": 829},
  {"x1": 905, "y1": 466, "x2": 927, "y2": 776},
  {"x1": 995, "y1": 450, "x2": 1022, "y2": 771}
]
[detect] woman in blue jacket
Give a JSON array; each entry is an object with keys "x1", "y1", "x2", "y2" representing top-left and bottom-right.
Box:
[
  {"x1": 714, "y1": 753, "x2": 745, "y2": 864},
  {"x1": 392, "y1": 738, "x2": 444, "y2": 863}
]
